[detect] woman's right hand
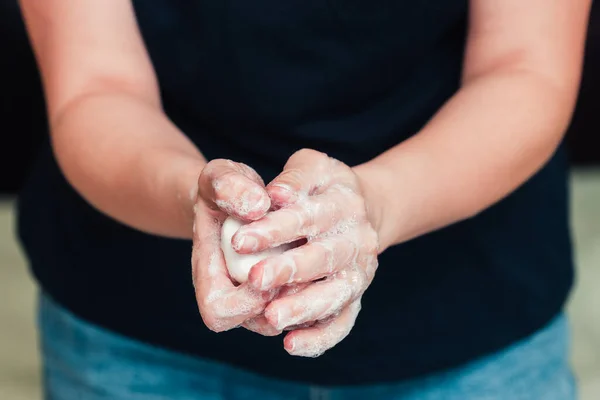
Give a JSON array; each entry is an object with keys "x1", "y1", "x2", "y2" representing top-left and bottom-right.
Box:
[{"x1": 191, "y1": 159, "x2": 276, "y2": 332}]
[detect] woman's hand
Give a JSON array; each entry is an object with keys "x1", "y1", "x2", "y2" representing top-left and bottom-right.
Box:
[
  {"x1": 232, "y1": 149, "x2": 381, "y2": 357},
  {"x1": 191, "y1": 159, "x2": 277, "y2": 333}
]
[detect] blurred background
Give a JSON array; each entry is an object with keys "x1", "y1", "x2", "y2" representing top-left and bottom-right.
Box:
[{"x1": 1, "y1": 2, "x2": 599, "y2": 399}]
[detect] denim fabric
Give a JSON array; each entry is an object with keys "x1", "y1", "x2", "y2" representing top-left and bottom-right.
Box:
[{"x1": 39, "y1": 294, "x2": 576, "y2": 400}]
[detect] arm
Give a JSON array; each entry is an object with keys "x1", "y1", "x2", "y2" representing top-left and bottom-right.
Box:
[
  {"x1": 21, "y1": 0, "x2": 277, "y2": 331},
  {"x1": 355, "y1": 0, "x2": 592, "y2": 251},
  {"x1": 223, "y1": 0, "x2": 592, "y2": 356},
  {"x1": 20, "y1": 0, "x2": 205, "y2": 238}
]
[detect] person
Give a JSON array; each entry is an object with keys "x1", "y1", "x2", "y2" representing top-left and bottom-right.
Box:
[{"x1": 16, "y1": 0, "x2": 591, "y2": 399}]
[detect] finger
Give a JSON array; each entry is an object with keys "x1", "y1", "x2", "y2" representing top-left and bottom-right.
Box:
[
  {"x1": 267, "y1": 149, "x2": 333, "y2": 206},
  {"x1": 232, "y1": 187, "x2": 363, "y2": 253},
  {"x1": 242, "y1": 315, "x2": 282, "y2": 337},
  {"x1": 191, "y1": 206, "x2": 232, "y2": 293},
  {"x1": 206, "y1": 284, "x2": 273, "y2": 324},
  {"x1": 192, "y1": 207, "x2": 269, "y2": 332},
  {"x1": 243, "y1": 284, "x2": 311, "y2": 334},
  {"x1": 240, "y1": 285, "x2": 310, "y2": 336},
  {"x1": 198, "y1": 159, "x2": 270, "y2": 221},
  {"x1": 264, "y1": 267, "x2": 366, "y2": 331},
  {"x1": 270, "y1": 284, "x2": 313, "y2": 332},
  {"x1": 275, "y1": 283, "x2": 311, "y2": 299},
  {"x1": 284, "y1": 299, "x2": 362, "y2": 357},
  {"x1": 247, "y1": 235, "x2": 358, "y2": 291},
  {"x1": 283, "y1": 321, "x2": 316, "y2": 331}
]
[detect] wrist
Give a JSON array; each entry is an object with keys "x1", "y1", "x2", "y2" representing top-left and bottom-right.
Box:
[
  {"x1": 178, "y1": 158, "x2": 207, "y2": 235},
  {"x1": 154, "y1": 151, "x2": 206, "y2": 238},
  {"x1": 353, "y1": 162, "x2": 399, "y2": 253}
]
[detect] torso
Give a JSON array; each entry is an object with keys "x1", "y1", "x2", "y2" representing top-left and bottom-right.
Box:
[{"x1": 17, "y1": 0, "x2": 574, "y2": 385}]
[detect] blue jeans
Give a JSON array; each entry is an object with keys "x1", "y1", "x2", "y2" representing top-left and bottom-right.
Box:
[{"x1": 39, "y1": 294, "x2": 577, "y2": 400}]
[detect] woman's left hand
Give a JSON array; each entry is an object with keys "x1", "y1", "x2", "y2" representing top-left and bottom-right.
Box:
[{"x1": 232, "y1": 149, "x2": 382, "y2": 357}]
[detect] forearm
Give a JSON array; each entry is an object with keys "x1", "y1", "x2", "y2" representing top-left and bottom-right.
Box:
[
  {"x1": 52, "y1": 92, "x2": 206, "y2": 239},
  {"x1": 19, "y1": 1, "x2": 204, "y2": 238},
  {"x1": 356, "y1": 69, "x2": 578, "y2": 251}
]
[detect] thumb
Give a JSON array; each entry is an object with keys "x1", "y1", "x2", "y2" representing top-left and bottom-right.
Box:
[{"x1": 198, "y1": 159, "x2": 270, "y2": 221}]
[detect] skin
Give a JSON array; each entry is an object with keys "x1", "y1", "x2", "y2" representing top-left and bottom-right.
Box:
[{"x1": 20, "y1": 0, "x2": 592, "y2": 357}]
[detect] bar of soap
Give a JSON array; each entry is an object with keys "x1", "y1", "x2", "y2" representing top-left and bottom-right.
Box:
[{"x1": 221, "y1": 217, "x2": 288, "y2": 284}]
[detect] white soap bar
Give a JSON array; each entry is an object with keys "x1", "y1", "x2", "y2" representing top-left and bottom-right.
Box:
[{"x1": 221, "y1": 217, "x2": 288, "y2": 284}]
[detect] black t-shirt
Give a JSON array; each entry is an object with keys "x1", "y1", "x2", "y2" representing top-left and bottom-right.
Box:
[{"x1": 17, "y1": 0, "x2": 574, "y2": 386}]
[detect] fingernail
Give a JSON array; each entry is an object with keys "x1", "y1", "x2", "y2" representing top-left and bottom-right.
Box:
[
  {"x1": 270, "y1": 184, "x2": 298, "y2": 204},
  {"x1": 249, "y1": 191, "x2": 269, "y2": 213},
  {"x1": 234, "y1": 235, "x2": 259, "y2": 252},
  {"x1": 260, "y1": 266, "x2": 275, "y2": 290},
  {"x1": 271, "y1": 183, "x2": 293, "y2": 192},
  {"x1": 255, "y1": 193, "x2": 269, "y2": 210},
  {"x1": 276, "y1": 308, "x2": 291, "y2": 331},
  {"x1": 288, "y1": 337, "x2": 296, "y2": 352},
  {"x1": 267, "y1": 307, "x2": 288, "y2": 331}
]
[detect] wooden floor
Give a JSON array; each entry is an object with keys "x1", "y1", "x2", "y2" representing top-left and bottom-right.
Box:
[{"x1": 1, "y1": 169, "x2": 599, "y2": 399}]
